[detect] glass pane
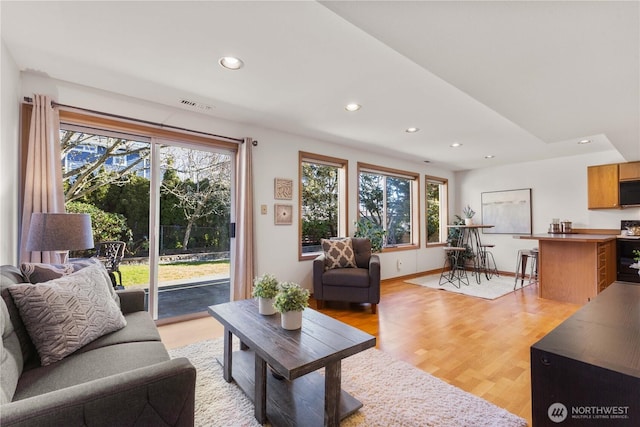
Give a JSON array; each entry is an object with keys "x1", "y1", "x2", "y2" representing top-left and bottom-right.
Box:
[
  {"x1": 61, "y1": 127, "x2": 151, "y2": 293},
  {"x1": 385, "y1": 176, "x2": 411, "y2": 245},
  {"x1": 427, "y1": 182, "x2": 441, "y2": 243},
  {"x1": 157, "y1": 146, "x2": 231, "y2": 319},
  {"x1": 301, "y1": 162, "x2": 339, "y2": 253},
  {"x1": 357, "y1": 172, "x2": 386, "y2": 247}
]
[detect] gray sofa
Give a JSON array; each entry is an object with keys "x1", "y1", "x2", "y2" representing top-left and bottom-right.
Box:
[{"x1": 0, "y1": 265, "x2": 196, "y2": 427}]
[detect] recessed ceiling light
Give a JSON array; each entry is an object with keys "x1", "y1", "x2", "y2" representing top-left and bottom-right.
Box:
[
  {"x1": 450, "y1": 142, "x2": 462, "y2": 148},
  {"x1": 405, "y1": 127, "x2": 420, "y2": 133},
  {"x1": 485, "y1": 155, "x2": 495, "y2": 159},
  {"x1": 345, "y1": 103, "x2": 361, "y2": 112},
  {"x1": 578, "y1": 139, "x2": 592, "y2": 144},
  {"x1": 219, "y1": 56, "x2": 244, "y2": 70}
]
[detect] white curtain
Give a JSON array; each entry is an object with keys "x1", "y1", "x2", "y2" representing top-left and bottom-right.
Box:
[
  {"x1": 19, "y1": 95, "x2": 65, "y2": 264},
  {"x1": 232, "y1": 137, "x2": 255, "y2": 300}
]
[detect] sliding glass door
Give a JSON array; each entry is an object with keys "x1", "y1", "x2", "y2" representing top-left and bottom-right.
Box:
[{"x1": 61, "y1": 125, "x2": 233, "y2": 320}]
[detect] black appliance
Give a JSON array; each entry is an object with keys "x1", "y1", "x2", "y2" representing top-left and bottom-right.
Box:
[
  {"x1": 620, "y1": 181, "x2": 640, "y2": 206},
  {"x1": 617, "y1": 220, "x2": 640, "y2": 283}
]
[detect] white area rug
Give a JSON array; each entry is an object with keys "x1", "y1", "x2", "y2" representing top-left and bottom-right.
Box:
[
  {"x1": 169, "y1": 338, "x2": 527, "y2": 427},
  {"x1": 405, "y1": 273, "x2": 532, "y2": 300}
]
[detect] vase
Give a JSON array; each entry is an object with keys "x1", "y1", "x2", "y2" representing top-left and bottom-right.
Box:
[
  {"x1": 280, "y1": 310, "x2": 303, "y2": 330},
  {"x1": 258, "y1": 297, "x2": 276, "y2": 315},
  {"x1": 464, "y1": 218, "x2": 473, "y2": 226}
]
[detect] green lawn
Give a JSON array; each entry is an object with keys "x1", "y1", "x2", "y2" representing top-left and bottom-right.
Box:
[{"x1": 119, "y1": 260, "x2": 230, "y2": 288}]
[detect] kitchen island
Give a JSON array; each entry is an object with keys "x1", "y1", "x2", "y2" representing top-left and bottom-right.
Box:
[{"x1": 517, "y1": 233, "x2": 617, "y2": 305}]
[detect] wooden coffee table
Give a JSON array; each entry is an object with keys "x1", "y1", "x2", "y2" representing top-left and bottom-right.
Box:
[{"x1": 208, "y1": 299, "x2": 376, "y2": 427}]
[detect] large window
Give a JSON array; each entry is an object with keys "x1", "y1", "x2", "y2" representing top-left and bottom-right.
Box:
[
  {"x1": 299, "y1": 152, "x2": 348, "y2": 259},
  {"x1": 426, "y1": 175, "x2": 448, "y2": 245},
  {"x1": 357, "y1": 163, "x2": 419, "y2": 250}
]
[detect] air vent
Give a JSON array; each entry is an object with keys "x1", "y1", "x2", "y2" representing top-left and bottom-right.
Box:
[{"x1": 179, "y1": 99, "x2": 214, "y2": 111}]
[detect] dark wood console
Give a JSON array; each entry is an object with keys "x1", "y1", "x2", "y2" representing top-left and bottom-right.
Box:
[{"x1": 531, "y1": 282, "x2": 640, "y2": 426}]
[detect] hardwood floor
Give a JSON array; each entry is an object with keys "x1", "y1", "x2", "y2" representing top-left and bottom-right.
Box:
[{"x1": 158, "y1": 275, "x2": 580, "y2": 426}]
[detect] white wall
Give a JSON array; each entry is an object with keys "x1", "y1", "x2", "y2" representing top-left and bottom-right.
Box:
[
  {"x1": 455, "y1": 152, "x2": 640, "y2": 273},
  {"x1": 0, "y1": 42, "x2": 21, "y2": 265},
  {"x1": 17, "y1": 74, "x2": 455, "y2": 288}
]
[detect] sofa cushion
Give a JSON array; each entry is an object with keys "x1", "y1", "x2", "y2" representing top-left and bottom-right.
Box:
[
  {"x1": 321, "y1": 238, "x2": 357, "y2": 270},
  {"x1": 1, "y1": 298, "x2": 23, "y2": 404},
  {"x1": 13, "y1": 341, "x2": 170, "y2": 401},
  {"x1": 75, "y1": 311, "x2": 161, "y2": 354},
  {"x1": 8, "y1": 264, "x2": 127, "y2": 366}
]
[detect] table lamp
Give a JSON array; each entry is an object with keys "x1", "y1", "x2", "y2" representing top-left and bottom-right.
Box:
[{"x1": 26, "y1": 213, "x2": 95, "y2": 262}]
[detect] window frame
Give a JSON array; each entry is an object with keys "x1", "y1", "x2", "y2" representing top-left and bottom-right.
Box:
[
  {"x1": 357, "y1": 162, "x2": 420, "y2": 252},
  {"x1": 298, "y1": 151, "x2": 348, "y2": 261},
  {"x1": 425, "y1": 175, "x2": 449, "y2": 247}
]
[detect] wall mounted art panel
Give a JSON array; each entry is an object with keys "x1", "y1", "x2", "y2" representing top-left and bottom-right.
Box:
[{"x1": 481, "y1": 188, "x2": 532, "y2": 234}]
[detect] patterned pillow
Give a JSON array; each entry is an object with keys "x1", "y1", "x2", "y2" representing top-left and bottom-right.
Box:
[
  {"x1": 20, "y1": 258, "x2": 120, "y2": 307},
  {"x1": 321, "y1": 238, "x2": 357, "y2": 270},
  {"x1": 20, "y1": 257, "x2": 102, "y2": 283},
  {"x1": 7, "y1": 264, "x2": 127, "y2": 366}
]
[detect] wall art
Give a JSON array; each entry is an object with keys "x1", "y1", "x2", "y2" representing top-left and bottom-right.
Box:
[
  {"x1": 275, "y1": 204, "x2": 293, "y2": 225},
  {"x1": 481, "y1": 188, "x2": 532, "y2": 234},
  {"x1": 274, "y1": 178, "x2": 293, "y2": 200}
]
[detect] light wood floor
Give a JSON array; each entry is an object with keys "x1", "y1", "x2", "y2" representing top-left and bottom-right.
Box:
[{"x1": 158, "y1": 275, "x2": 580, "y2": 426}]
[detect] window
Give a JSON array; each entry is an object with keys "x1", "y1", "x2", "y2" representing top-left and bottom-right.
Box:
[
  {"x1": 425, "y1": 176, "x2": 448, "y2": 245},
  {"x1": 299, "y1": 152, "x2": 348, "y2": 259},
  {"x1": 357, "y1": 163, "x2": 419, "y2": 250}
]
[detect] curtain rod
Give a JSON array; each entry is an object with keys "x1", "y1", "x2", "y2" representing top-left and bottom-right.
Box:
[{"x1": 23, "y1": 96, "x2": 244, "y2": 143}]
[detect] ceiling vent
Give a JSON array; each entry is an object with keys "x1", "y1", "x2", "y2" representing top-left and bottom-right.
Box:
[{"x1": 179, "y1": 99, "x2": 214, "y2": 111}]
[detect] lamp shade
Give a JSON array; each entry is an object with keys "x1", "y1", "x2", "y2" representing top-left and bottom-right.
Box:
[{"x1": 26, "y1": 213, "x2": 94, "y2": 252}]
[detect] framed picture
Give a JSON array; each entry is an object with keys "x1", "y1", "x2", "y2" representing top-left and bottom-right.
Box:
[
  {"x1": 481, "y1": 188, "x2": 532, "y2": 234},
  {"x1": 274, "y1": 178, "x2": 293, "y2": 200},
  {"x1": 275, "y1": 204, "x2": 293, "y2": 225}
]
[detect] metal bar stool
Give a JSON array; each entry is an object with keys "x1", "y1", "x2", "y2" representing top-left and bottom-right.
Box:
[
  {"x1": 514, "y1": 248, "x2": 538, "y2": 290},
  {"x1": 439, "y1": 247, "x2": 470, "y2": 289},
  {"x1": 480, "y1": 244, "x2": 499, "y2": 279}
]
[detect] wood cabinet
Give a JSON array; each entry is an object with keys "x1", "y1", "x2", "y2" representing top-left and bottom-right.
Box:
[
  {"x1": 619, "y1": 161, "x2": 640, "y2": 181},
  {"x1": 587, "y1": 163, "x2": 619, "y2": 209}
]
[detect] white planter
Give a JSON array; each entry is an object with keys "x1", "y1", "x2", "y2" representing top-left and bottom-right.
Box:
[
  {"x1": 464, "y1": 218, "x2": 473, "y2": 226},
  {"x1": 280, "y1": 310, "x2": 303, "y2": 330},
  {"x1": 258, "y1": 297, "x2": 276, "y2": 315}
]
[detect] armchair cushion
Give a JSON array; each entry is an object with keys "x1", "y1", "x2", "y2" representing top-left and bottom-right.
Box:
[
  {"x1": 321, "y1": 238, "x2": 357, "y2": 270},
  {"x1": 20, "y1": 257, "x2": 102, "y2": 284}
]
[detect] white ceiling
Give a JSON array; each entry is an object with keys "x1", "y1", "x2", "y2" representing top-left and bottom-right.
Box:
[{"x1": 2, "y1": 1, "x2": 638, "y2": 171}]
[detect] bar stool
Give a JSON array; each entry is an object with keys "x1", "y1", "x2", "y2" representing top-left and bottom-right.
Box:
[
  {"x1": 514, "y1": 248, "x2": 538, "y2": 290},
  {"x1": 439, "y1": 247, "x2": 470, "y2": 288},
  {"x1": 480, "y1": 244, "x2": 499, "y2": 279}
]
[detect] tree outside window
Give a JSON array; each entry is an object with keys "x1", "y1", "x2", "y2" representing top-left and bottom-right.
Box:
[
  {"x1": 358, "y1": 163, "x2": 418, "y2": 249},
  {"x1": 426, "y1": 176, "x2": 448, "y2": 244},
  {"x1": 299, "y1": 152, "x2": 347, "y2": 258}
]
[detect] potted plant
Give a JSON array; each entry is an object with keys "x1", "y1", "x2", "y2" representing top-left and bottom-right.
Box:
[
  {"x1": 462, "y1": 205, "x2": 476, "y2": 225},
  {"x1": 273, "y1": 282, "x2": 310, "y2": 330},
  {"x1": 631, "y1": 250, "x2": 640, "y2": 276},
  {"x1": 252, "y1": 273, "x2": 279, "y2": 315}
]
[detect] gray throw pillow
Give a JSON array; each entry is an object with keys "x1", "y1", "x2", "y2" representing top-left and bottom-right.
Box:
[
  {"x1": 20, "y1": 258, "x2": 120, "y2": 308},
  {"x1": 7, "y1": 264, "x2": 127, "y2": 366}
]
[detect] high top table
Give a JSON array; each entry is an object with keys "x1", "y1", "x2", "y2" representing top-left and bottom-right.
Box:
[
  {"x1": 208, "y1": 299, "x2": 376, "y2": 427},
  {"x1": 447, "y1": 224, "x2": 495, "y2": 282}
]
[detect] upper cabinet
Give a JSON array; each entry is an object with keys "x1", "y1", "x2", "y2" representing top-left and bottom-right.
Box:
[
  {"x1": 619, "y1": 161, "x2": 640, "y2": 181},
  {"x1": 587, "y1": 164, "x2": 619, "y2": 209}
]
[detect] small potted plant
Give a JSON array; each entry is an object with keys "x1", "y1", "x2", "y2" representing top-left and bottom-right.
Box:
[
  {"x1": 631, "y1": 250, "x2": 640, "y2": 276},
  {"x1": 252, "y1": 273, "x2": 279, "y2": 315},
  {"x1": 273, "y1": 282, "x2": 310, "y2": 330},
  {"x1": 462, "y1": 205, "x2": 476, "y2": 226}
]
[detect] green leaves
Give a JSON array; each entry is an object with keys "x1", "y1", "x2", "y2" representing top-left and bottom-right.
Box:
[
  {"x1": 273, "y1": 282, "x2": 309, "y2": 313},
  {"x1": 252, "y1": 273, "x2": 279, "y2": 299}
]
